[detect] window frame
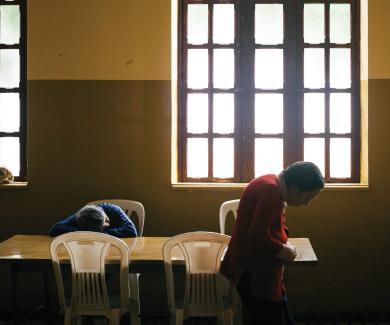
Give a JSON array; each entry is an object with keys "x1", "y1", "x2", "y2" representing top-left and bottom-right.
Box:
[
  {"x1": 0, "y1": 0, "x2": 27, "y2": 182},
  {"x1": 177, "y1": 0, "x2": 360, "y2": 184}
]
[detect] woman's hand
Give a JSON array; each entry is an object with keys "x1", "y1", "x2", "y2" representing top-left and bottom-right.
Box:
[{"x1": 276, "y1": 243, "x2": 297, "y2": 262}]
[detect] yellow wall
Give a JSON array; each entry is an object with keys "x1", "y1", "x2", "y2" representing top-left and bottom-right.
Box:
[
  {"x1": 28, "y1": 0, "x2": 171, "y2": 80},
  {"x1": 28, "y1": 0, "x2": 390, "y2": 80},
  {"x1": 0, "y1": 0, "x2": 389, "y2": 314},
  {"x1": 368, "y1": 0, "x2": 390, "y2": 78}
]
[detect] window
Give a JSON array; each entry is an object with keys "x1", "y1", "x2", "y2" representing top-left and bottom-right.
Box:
[
  {"x1": 178, "y1": 0, "x2": 360, "y2": 183},
  {"x1": 0, "y1": 0, "x2": 26, "y2": 182}
]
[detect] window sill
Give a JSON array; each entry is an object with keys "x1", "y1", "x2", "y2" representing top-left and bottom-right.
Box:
[
  {"x1": 324, "y1": 183, "x2": 369, "y2": 191},
  {"x1": 172, "y1": 183, "x2": 247, "y2": 191},
  {"x1": 172, "y1": 182, "x2": 369, "y2": 191},
  {"x1": 0, "y1": 182, "x2": 28, "y2": 190}
]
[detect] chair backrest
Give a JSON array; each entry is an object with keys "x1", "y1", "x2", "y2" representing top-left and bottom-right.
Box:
[
  {"x1": 87, "y1": 199, "x2": 145, "y2": 236},
  {"x1": 219, "y1": 199, "x2": 240, "y2": 234},
  {"x1": 50, "y1": 231, "x2": 130, "y2": 316},
  {"x1": 163, "y1": 232, "x2": 230, "y2": 313}
]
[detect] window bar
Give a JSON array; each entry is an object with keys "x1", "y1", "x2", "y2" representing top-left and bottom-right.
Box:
[
  {"x1": 324, "y1": 0, "x2": 330, "y2": 182},
  {"x1": 179, "y1": 0, "x2": 188, "y2": 181},
  {"x1": 286, "y1": 0, "x2": 302, "y2": 166},
  {"x1": 242, "y1": 0, "x2": 255, "y2": 181},
  {"x1": 351, "y1": 0, "x2": 360, "y2": 182},
  {"x1": 19, "y1": 0, "x2": 27, "y2": 181},
  {"x1": 208, "y1": 2, "x2": 213, "y2": 180},
  {"x1": 234, "y1": 1, "x2": 241, "y2": 181}
]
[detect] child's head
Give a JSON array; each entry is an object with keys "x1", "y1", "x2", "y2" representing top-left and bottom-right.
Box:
[{"x1": 75, "y1": 205, "x2": 110, "y2": 232}]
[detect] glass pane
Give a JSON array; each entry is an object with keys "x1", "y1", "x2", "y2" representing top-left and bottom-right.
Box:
[
  {"x1": 330, "y1": 49, "x2": 351, "y2": 89},
  {"x1": 187, "y1": 4, "x2": 208, "y2": 45},
  {"x1": 0, "y1": 49, "x2": 20, "y2": 88},
  {"x1": 213, "y1": 4, "x2": 234, "y2": 44},
  {"x1": 187, "y1": 94, "x2": 208, "y2": 133},
  {"x1": 0, "y1": 137, "x2": 19, "y2": 176},
  {"x1": 255, "y1": 49, "x2": 283, "y2": 89},
  {"x1": 330, "y1": 4, "x2": 351, "y2": 44},
  {"x1": 304, "y1": 138, "x2": 325, "y2": 176},
  {"x1": 0, "y1": 5, "x2": 20, "y2": 45},
  {"x1": 304, "y1": 4, "x2": 325, "y2": 44},
  {"x1": 255, "y1": 4, "x2": 283, "y2": 45},
  {"x1": 254, "y1": 138, "x2": 283, "y2": 177},
  {"x1": 255, "y1": 94, "x2": 283, "y2": 134},
  {"x1": 330, "y1": 93, "x2": 351, "y2": 134},
  {"x1": 188, "y1": 49, "x2": 208, "y2": 89},
  {"x1": 213, "y1": 49, "x2": 234, "y2": 89},
  {"x1": 213, "y1": 94, "x2": 234, "y2": 134},
  {"x1": 187, "y1": 138, "x2": 208, "y2": 178},
  {"x1": 0, "y1": 93, "x2": 19, "y2": 132},
  {"x1": 304, "y1": 49, "x2": 324, "y2": 89},
  {"x1": 213, "y1": 138, "x2": 234, "y2": 178},
  {"x1": 330, "y1": 138, "x2": 351, "y2": 178},
  {"x1": 304, "y1": 93, "x2": 325, "y2": 133}
]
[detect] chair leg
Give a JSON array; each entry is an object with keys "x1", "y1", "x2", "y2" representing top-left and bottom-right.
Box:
[
  {"x1": 109, "y1": 310, "x2": 120, "y2": 325},
  {"x1": 129, "y1": 273, "x2": 141, "y2": 315},
  {"x1": 75, "y1": 316, "x2": 83, "y2": 325},
  {"x1": 169, "y1": 315, "x2": 175, "y2": 325},
  {"x1": 64, "y1": 308, "x2": 72, "y2": 325},
  {"x1": 222, "y1": 310, "x2": 233, "y2": 325},
  {"x1": 232, "y1": 286, "x2": 242, "y2": 325},
  {"x1": 233, "y1": 310, "x2": 242, "y2": 325},
  {"x1": 129, "y1": 308, "x2": 140, "y2": 325},
  {"x1": 170, "y1": 310, "x2": 184, "y2": 325}
]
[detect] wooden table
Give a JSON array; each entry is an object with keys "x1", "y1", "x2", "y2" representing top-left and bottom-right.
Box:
[
  {"x1": 0, "y1": 235, "x2": 318, "y2": 265},
  {"x1": 0, "y1": 235, "x2": 317, "y2": 314}
]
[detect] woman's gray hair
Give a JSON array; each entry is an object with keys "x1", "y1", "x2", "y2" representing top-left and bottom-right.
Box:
[
  {"x1": 75, "y1": 205, "x2": 106, "y2": 232},
  {"x1": 280, "y1": 161, "x2": 324, "y2": 192}
]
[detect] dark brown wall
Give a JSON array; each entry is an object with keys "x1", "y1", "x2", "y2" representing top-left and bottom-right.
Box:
[{"x1": 1, "y1": 79, "x2": 390, "y2": 313}]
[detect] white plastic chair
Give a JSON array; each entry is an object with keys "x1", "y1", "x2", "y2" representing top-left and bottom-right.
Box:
[
  {"x1": 219, "y1": 201, "x2": 243, "y2": 324},
  {"x1": 50, "y1": 231, "x2": 139, "y2": 325},
  {"x1": 163, "y1": 231, "x2": 241, "y2": 325},
  {"x1": 219, "y1": 199, "x2": 240, "y2": 235},
  {"x1": 87, "y1": 199, "x2": 145, "y2": 319}
]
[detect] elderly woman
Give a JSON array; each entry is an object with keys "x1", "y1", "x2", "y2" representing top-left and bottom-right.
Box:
[
  {"x1": 220, "y1": 161, "x2": 324, "y2": 325},
  {"x1": 49, "y1": 203, "x2": 137, "y2": 238}
]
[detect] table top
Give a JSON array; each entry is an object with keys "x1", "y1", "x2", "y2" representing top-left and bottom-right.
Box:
[{"x1": 0, "y1": 235, "x2": 317, "y2": 265}]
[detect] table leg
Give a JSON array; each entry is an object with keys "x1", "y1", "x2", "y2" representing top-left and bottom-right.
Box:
[
  {"x1": 10, "y1": 263, "x2": 57, "y2": 324},
  {"x1": 42, "y1": 270, "x2": 51, "y2": 309},
  {"x1": 10, "y1": 263, "x2": 19, "y2": 317}
]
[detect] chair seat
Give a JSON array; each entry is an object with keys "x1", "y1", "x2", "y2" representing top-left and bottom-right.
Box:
[
  {"x1": 174, "y1": 295, "x2": 233, "y2": 309},
  {"x1": 65, "y1": 293, "x2": 122, "y2": 309}
]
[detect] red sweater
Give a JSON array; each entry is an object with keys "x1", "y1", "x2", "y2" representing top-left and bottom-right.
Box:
[{"x1": 220, "y1": 174, "x2": 289, "y2": 301}]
